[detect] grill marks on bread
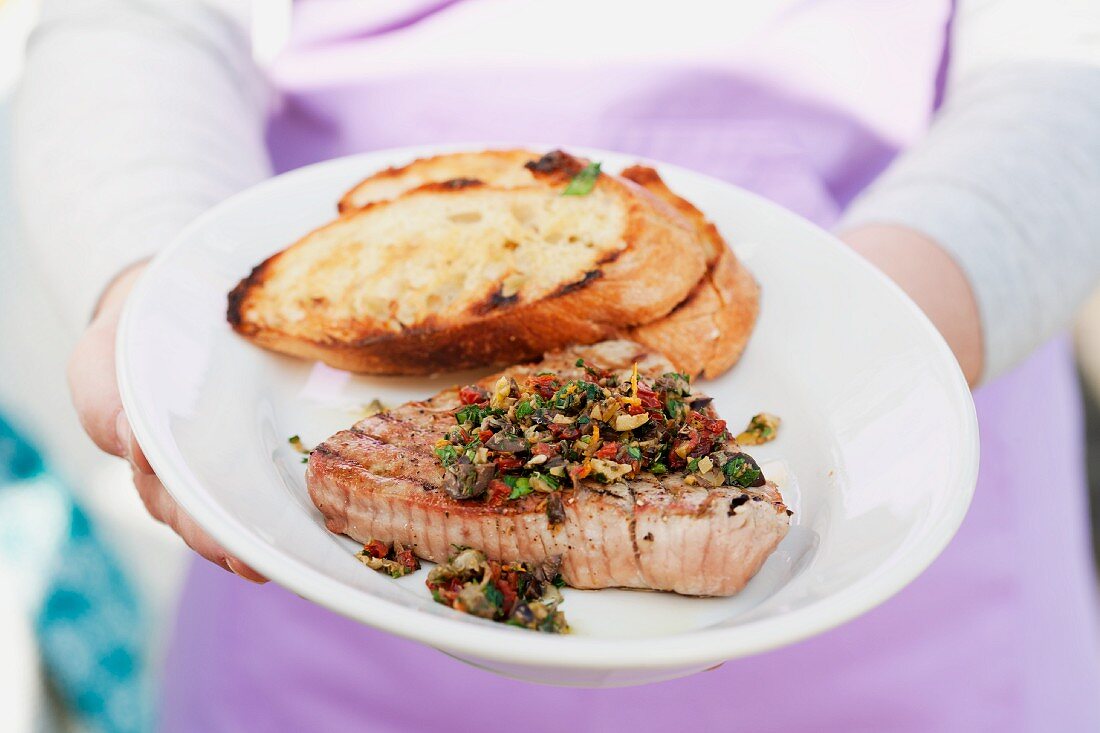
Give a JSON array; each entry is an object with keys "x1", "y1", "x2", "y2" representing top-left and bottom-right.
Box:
[
  {"x1": 228, "y1": 152, "x2": 708, "y2": 374},
  {"x1": 325, "y1": 151, "x2": 760, "y2": 378}
]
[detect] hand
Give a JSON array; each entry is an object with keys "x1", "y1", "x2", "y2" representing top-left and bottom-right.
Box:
[
  {"x1": 68, "y1": 263, "x2": 267, "y2": 583},
  {"x1": 840, "y1": 225, "x2": 984, "y2": 387}
]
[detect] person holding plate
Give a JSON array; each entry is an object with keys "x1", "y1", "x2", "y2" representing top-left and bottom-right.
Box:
[{"x1": 12, "y1": 0, "x2": 1100, "y2": 730}]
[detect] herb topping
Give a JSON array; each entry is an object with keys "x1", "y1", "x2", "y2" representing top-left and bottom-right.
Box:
[
  {"x1": 289, "y1": 434, "x2": 313, "y2": 464},
  {"x1": 356, "y1": 539, "x2": 421, "y2": 578},
  {"x1": 735, "y1": 413, "x2": 781, "y2": 446},
  {"x1": 426, "y1": 547, "x2": 568, "y2": 633},
  {"x1": 435, "y1": 358, "x2": 766, "y2": 504},
  {"x1": 561, "y1": 162, "x2": 602, "y2": 196}
]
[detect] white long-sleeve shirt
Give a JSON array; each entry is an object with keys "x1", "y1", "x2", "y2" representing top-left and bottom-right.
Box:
[{"x1": 13, "y1": 0, "x2": 1100, "y2": 382}]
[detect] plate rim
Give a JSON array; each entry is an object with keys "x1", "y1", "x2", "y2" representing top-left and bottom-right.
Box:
[{"x1": 116, "y1": 142, "x2": 979, "y2": 670}]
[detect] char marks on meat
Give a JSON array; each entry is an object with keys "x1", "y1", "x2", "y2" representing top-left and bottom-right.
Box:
[{"x1": 307, "y1": 340, "x2": 789, "y2": 596}]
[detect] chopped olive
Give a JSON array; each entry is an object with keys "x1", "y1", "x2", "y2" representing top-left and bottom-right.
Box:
[
  {"x1": 443, "y1": 458, "x2": 495, "y2": 499},
  {"x1": 689, "y1": 396, "x2": 714, "y2": 411},
  {"x1": 546, "y1": 493, "x2": 566, "y2": 525},
  {"x1": 485, "y1": 430, "x2": 527, "y2": 453}
]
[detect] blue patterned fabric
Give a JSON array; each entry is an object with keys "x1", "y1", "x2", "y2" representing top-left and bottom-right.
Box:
[{"x1": 0, "y1": 412, "x2": 151, "y2": 733}]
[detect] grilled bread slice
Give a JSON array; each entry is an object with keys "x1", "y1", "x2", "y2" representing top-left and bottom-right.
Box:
[
  {"x1": 228, "y1": 155, "x2": 707, "y2": 374},
  {"x1": 307, "y1": 340, "x2": 789, "y2": 596},
  {"x1": 620, "y1": 165, "x2": 760, "y2": 379},
  {"x1": 335, "y1": 151, "x2": 761, "y2": 378}
]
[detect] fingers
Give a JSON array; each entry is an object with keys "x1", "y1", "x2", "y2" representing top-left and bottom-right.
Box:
[
  {"x1": 70, "y1": 263, "x2": 267, "y2": 584},
  {"x1": 69, "y1": 321, "x2": 156, "y2": 473},
  {"x1": 125, "y1": 422, "x2": 155, "y2": 475},
  {"x1": 68, "y1": 316, "x2": 128, "y2": 457},
  {"x1": 69, "y1": 262, "x2": 148, "y2": 457},
  {"x1": 132, "y1": 469, "x2": 268, "y2": 583}
]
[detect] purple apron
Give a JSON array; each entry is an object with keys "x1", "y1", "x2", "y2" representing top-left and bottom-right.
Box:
[{"x1": 162, "y1": 3, "x2": 1100, "y2": 730}]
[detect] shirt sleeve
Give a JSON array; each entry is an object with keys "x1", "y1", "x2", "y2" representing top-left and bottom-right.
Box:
[
  {"x1": 840, "y1": 0, "x2": 1100, "y2": 383},
  {"x1": 13, "y1": 0, "x2": 272, "y2": 329}
]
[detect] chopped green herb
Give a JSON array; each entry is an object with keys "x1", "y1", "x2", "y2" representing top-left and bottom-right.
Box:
[
  {"x1": 562, "y1": 162, "x2": 602, "y2": 196},
  {"x1": 687, "y1": 457, "x2": 700, "y2": 472},
  {"x1": 434, "y1": 445, "x2": 459, "y2": 466},
  {"x1": 723, "y1": 455, "x2": 763, "y2": 488},
  {"x1": 504, "y1": 475, "x2": 533, "y2": 499},
  {"x1": 576, "y1": 380, "x2": 602, "y2": 402},
  {"x1": 455, "y1": 404, "x2": 486, "y2": 426},
  {"x1": 650, "y1": 462, "x2": 668, "y2": 474},
  {"x1": 484, "y1": 583, "x2": 504, "y2": 608},
  {"x1": 551, "y1": 389, "x2": 574, "y2": 410},
  {"x1": 515, "y1": 400, "x2": 535, "y2": 418},
  {"x1": 512, "y1": 485, "x2": 531, "y2": 497},
  {"x1": 531, "y1": 471, "x2": 560, "y2": 490},
  {"x1": 626, "y1": 445, "x2": 642, "y2": 460}
]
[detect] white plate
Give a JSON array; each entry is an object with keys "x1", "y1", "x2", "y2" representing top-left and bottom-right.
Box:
[{"x1": 117, "y1": 144, "x2": 978, "y2": 687}]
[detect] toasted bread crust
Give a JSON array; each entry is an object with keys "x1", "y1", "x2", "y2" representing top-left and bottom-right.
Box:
[
  {"x1": 620, "y1": 165, "x2": 760, "y2": 378},
  {"x1": 620, "y1": 165, "x2": 724, "y2": 267},
  {"x1": 229, "y1": 165, "x2": 706, "y2": 374},
  {"x1": 337, "y1": 149, "x2": 541, "y2": 213},
  {"x1": 627, "y1": 247, "x2": 760, "y2": 378}
]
